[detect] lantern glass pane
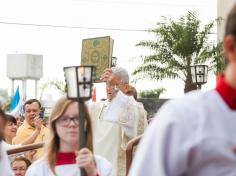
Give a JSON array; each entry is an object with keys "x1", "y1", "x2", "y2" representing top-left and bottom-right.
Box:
[
  {"x1": 198, "y1": 66, "x2": 204, "y2": 74},
  {"x1": 204, "y1": 67, "x2": 208, "y2": 82},
  {"x1": 64, "y1": 67, "x2": 77, "y2": 98},
  {"x1": 196, "y1": 66, "x2": 199, "y2": 74},
  {"x1": 196, "y1": 75, "x2": 199, "y2": 83},
  {"x1": 112, "y1": 57, "x2": 117, "y2": 67},
  {"x1": 192, "y1": 75, "x2": 196, "y2": 83},
  {"x1": 79, "y1": 84, "x2": 91, "y2": 98},
  {"x1": 191, "y1": 66, "x2": 196, "y2": 83},
  {"x1": 78, "y1": 67, "x2": 92, "y2": 82},
  {"x1": 201, "y1": 75, "x2": 204, "y2": 83}
]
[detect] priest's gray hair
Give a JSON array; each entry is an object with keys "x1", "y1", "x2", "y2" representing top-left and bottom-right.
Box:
[{"x1": 111, "y1": 67, "x2": 129, "y2": 84}]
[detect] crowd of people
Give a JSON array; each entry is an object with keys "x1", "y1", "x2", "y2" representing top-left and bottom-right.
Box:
[
  {"x1": 1, "y1": 3, "x2": 236, "y2": 176},
  {"x1": 0, "y1": 66, "x2": 148, "y2": 176}
]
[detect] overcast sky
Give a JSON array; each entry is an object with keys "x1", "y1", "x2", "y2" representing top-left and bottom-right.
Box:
[{"x1": 0, "y1": 0, "x2": 217, "y2": 100}]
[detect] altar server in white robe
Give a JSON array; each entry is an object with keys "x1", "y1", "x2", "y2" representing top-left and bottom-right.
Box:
[
  {"x1": 26, "y1": 97, "x2": 113, "y2": 176},
  {"x1": 90, "y1": 67, "x2": 147, "y2": 176},
  {"x1": 129, "y1": 4, "x2": 236, "y2": 176},
  {"x1": 0, "y1": 109, "x2": 14, "y2": 176}
]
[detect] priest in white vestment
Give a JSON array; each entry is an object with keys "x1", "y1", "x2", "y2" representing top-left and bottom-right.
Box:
[
  {"x1": 129, "y1": 5, "x2": 236, "y2": 176},
  {"x1": 90, "y1": 67, "x2": 147, "y2": 176}
]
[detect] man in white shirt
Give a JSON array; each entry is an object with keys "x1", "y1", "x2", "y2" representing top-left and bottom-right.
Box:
[
  {"x1": 0, "y1": 108, "x2": 14, "y2": 176},
  {"x1": 129, "y1": 4, "x2": 236, "y2": 176},
  {"x1": 91, "y1": 67, "x2": 147, "y2": 176}
]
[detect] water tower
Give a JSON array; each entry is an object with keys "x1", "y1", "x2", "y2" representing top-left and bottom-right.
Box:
[{"x1": 6, "y1": 54, "x2": 43, "y2": 99}]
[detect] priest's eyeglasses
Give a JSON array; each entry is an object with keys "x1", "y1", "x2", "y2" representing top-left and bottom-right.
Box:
[{"x1": 57, "y1": 116, "x2": 79, "y2": 126}]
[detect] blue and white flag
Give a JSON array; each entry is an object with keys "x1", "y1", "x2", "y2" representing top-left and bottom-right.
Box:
[{"x1": 10, "y1": 86, "x2": 23, "y2": 117}]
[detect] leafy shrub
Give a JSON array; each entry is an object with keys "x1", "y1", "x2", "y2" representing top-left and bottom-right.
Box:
[{"x1": 139, "y1": 88, "x2": 165, "y2": 98}]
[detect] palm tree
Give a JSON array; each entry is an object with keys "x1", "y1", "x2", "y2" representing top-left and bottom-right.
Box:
[
  {"x1": 210, "y1": 42, "x2": 226, "y2": 75},
  {"x1": 132, "y1": 11, "x2": 224, "y2": 93}
]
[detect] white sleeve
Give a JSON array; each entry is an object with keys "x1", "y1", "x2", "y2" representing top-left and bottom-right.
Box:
[
  {"x1": 2, "y1": 142, "x2": 22, "y2": 150},
  {"x1": 95, "y1": 155, "x2": 114, "y2": 176},
  {"x1": 129, "y1": 100, "x2": 197, "y2": 176},
  {"x1": 25, "y1": 168, "x2": 38, "y2": 176},
  {"x1": 103, "y1": 91, "x2": 140, "y2": 138},
  {"x1": 25, "y1": 159, "x2": 49, "y2": 176},
  {"x1": 0, "y1": 144, "x2": 14, "y2": 176},
  {"x1": 26, "y1": 164, "x2": 42, "y2": 176}
]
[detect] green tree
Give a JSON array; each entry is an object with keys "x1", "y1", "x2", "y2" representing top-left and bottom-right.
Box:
[
  {"x1": 0, "y1": 89, "x2": 12, "y2": 112},
  {"x1": 39, "y1": 79, "x2": 66, "y2": 101},
  {"x1": 132, "y1": 11, "x2": 224, "y2": 93},
  {"x1": 139, "y1": 88, "x2": 165, "y2": 99},
  {"x1": 210, "y1": 42, "x2": 226, "y2": 75}
]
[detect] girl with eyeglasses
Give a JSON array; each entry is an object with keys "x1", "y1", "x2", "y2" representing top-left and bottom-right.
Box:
[{"x1": 26, "y1": 97, "x2": 113, "y2": 176}]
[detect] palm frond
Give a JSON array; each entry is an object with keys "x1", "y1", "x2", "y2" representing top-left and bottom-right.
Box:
[
  {"x1": 132, "y1": 64, "x2": 183, "y2": 81},
  {"x1": 136, "y1": 40, "x2": 159, "y2": 50}
]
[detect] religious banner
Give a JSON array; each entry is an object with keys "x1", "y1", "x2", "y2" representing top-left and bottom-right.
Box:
[{"x1": 81, "y1": 36, "x2": 114, "y2": 81}]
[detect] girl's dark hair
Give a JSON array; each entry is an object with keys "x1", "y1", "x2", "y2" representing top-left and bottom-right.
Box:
[
  {"x1": 225, "y1": 4, "x2": 236, "y2": 37},
  {"x1": 0, "y1": 108, "x2": 5, "y2": 119},
  {"x1": 5, "y1": 114, "x2": 17, "y2": 125}
]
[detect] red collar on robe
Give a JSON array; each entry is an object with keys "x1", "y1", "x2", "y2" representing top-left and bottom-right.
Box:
[
  {"x1": 56, "y1": 152, "x2": 100, "y2": 176},
  {"x1": 216, "y1": 74, "x2": 236, "y2": 110},
  {"x1": 56, "y1": 152, "x2": 76, "y2": 165}
]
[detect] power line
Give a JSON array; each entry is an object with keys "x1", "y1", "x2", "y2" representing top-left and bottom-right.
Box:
[
  {"x1": 0, "y1": 21, "x2": 147, "y2": 32},
  {"x1": 71, "y1": 0, "x2": 216, "y2": 7},
  {"x1": 0, "y1": 21, "x2": 217, "y2": 34}
]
